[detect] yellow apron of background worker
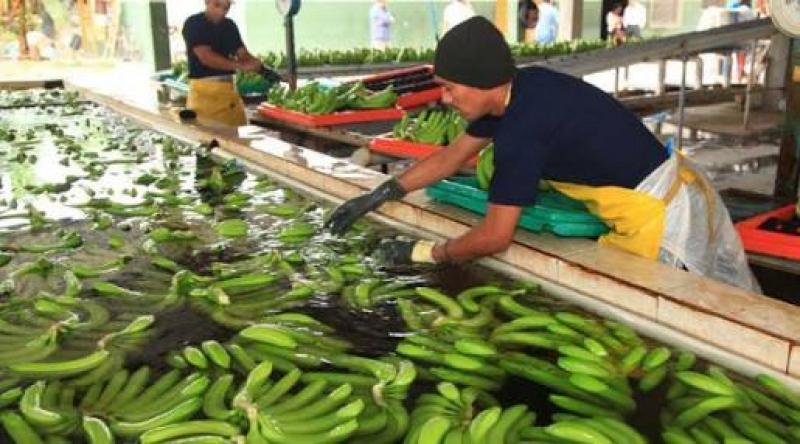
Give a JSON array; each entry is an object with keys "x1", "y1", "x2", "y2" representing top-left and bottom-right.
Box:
[
  {"x1": 478, "y1": 149, "x2": 759, "y2": 292},
  {"x1": 187, "y1": 78, "x2": 247, "y2": 127}
]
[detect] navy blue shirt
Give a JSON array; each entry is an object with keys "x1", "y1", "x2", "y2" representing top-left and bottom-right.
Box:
[
  {"x1": 182, "y1": 13, "x2": 244, "y2": 79},
  {"x1": 467, "y1": 67, "x2": 667, "y2": 206}
]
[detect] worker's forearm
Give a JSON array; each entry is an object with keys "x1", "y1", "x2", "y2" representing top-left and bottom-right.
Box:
[
  {"x1": 432, "y1": 224, "x2": 504, "y2": 263},
  {"x1": 397, "y1": 151, "x2": 460, "y2": 192},
  {"x1": 197, "y1": 50, "x2": 240, "y2": 72}
]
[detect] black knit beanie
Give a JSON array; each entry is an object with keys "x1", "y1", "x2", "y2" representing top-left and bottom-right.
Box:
[{"x1": 434, "y1": 16, "x2": 515, "y2": 89}]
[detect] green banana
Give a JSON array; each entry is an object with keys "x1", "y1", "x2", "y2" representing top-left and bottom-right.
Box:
[
  {"x1": 92, "y1": 368, "x2": 129, "y2": 412},
  {"x1": 183, "y1": 346, "x2": 208, "y2": 369},
  {"x1": 672, "y1": 396, "x2": 741, "y2": 428},
  {"x1": 82, "y1": 416, "x2": 114, "y2": 444},
  {"x1": 545, "y1": 420, "x2": 613, "y2": 444},
  {"x1": 278, "y1": 398, "x2": 365, "y2": 434},
  {"x1": 19, "y1": 381, "x2": 66, "y2": 427},
  {"x1": 106, "y1": 366, "x2": 151, "y2": 413},
  {"x1": 1, "y1": 411, "x2": 44, "y2": 444},
  {"x1": 203, "y1": 373, "x2": 237, "y2": 421},
  {"x1": 110, "y1": 397, "x2": 203, "y2": 438},
  {"x1": 414, "y1": 287, "x2": 463, "y2": 319},
  {"x1": 201, "y1": 340, "x2": 230, "y2": 369},
  {"x1": 642, "y1": 346, "x2": 671, "y2": 371},
  {"x1": 239, "y1": 325, "x2": 297, "y2": 349},
  {"x1": 139, "y1": 420, "x2": 240, "y2": 444},
  {"x1": 9, "y1": 349, "x2": 110, "y2": 378}
]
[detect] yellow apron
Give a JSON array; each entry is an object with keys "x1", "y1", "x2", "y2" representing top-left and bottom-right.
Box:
[
  {"x1": 476, "y1": 146, "x2": 758, "y2": 291},
  {"x1": 547, "y1": 155, "x2": 712, "y2": 260},
  {"x1": 187, "y1": 78, "x2": 247, "y2": 127}
]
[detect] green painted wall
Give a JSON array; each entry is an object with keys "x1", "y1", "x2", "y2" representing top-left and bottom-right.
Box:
[
  {"x1": 243, "y1": 0, "x2": 496, "y2": 54},
  {"x1": 160, "y1": 0, "x2": 711, "y2": 62},
  {"x1": 121, "y1": 0, "x2": 155, "y2": 65}
]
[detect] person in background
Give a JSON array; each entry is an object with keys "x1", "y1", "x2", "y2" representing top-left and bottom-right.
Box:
[
  {"x1": 325, "y1": 17, "x2": 758, "y2": 292},
  {"x1": 518, "y1": 0, "x2": 538, "y2": 44},
  {"x1": 534, "y1": 0, "x2": 558, "y2": 44},
  {"x1": 369, "y1": 0, "x2": 394, "y2": 50},
  {"x1": 623, "y1": 0, "x2": 647, "y2": 39},
  {"x1": 442, "y1": 0, "x2": 476, "y2": 35},
  {"x1": 606, "y1": 2, "x2": 626, "y2": 46},
  {"x1": 182, "y1": 0, "x2": 278, "y2": 127},
  {"x1": 729, "y1": 0, "x2": 756, "y2": 82},
  {"x1": 523, "y1": 0, "x2": 539, "y2": 44}
]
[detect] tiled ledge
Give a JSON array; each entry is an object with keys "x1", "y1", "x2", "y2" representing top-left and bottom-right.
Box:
[{"x1": 71, "y1": 82, "x2": 800, "y2": 379}]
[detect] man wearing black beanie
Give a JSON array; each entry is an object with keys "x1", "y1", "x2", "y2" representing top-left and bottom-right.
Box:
[{"x1": 326, "y1": 17, "x2": 757, "y2": 291}]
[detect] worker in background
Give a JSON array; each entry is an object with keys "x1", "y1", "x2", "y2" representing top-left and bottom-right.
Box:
[
  {"x1": 606, "y1": 3, "x2": 626, "y2": 46},
  {"x1": 325, "y1": 17, "x2": 758, "y2": 292},
  {"x1": 731, "y1": 0, "x2": 756, "y2": 82},
  {"x1": 442, "y1": 0, "x2": 476, "y2": 35},
  {"x1": 518, "y1": 0, "x2": 538, "y2": 44},
  {"x1": 182, "y1": 0, "x2": 278, "y2": 126},
  {"x1": 534, "y1": 0, "x2": 559, "y2": 44},
  {"x1": 623, "y1": 0, "x2": 647, "y2": 39},
  {"x1": 369, "y1": 0, "x2": 395, "y2": 50},
  {"x1": 517, "y1": 0, "x2": 539, "y2": 43}
]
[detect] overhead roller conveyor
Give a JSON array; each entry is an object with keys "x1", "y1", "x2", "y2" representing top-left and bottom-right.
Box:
[{"x1": 530, "y1": 18, "x2": 778, "y2": 77}]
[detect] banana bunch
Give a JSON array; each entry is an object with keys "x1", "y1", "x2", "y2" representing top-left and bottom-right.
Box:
[
  {"x1": 346, "y1": 86, "x2": 397, "y2": 110},
  {"x1": 398, "y1": 332, "x2": 505, "y2": 392},
  {"x1": 490, "y1": 296, "x2": 646, "y2": 417},
  {"x1": 392, "y1": 108, "x2": 466, "y2": 146},
  {"x1": 405, "y1": 381, "x2": 535, "y2": 444},
  {"x1": 277, "y1": 221, "x2": 316, "y2": 244},
  {"x1": 0, "y1": 230, "x2": 83, "y2": 254},
  {"x1": 266, "y1": 81, "x2": 397, "y2": 115},
  {"x1": 660, "y1": 367, "x2": 800, "y2": 444},
  {"x1": 340, "y1": 279, "x2": 416, "y2": 309},
  {"x1": 520, "y1": 414, "x2": 647, "y2": 443},
  {"x1": 202, "y1": 358, "x2": 412, "y2": 444},
  {"x1": 0, "y1": 367, "x2": 214, "y2": 443},
  {"x1": 0, "y1": 292, "x2": 155, "y2": 380}
]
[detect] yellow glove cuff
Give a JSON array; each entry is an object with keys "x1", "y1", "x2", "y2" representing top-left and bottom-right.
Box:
[{"x1": 411, "y1": 240, "x2": 437, "y2": 264}]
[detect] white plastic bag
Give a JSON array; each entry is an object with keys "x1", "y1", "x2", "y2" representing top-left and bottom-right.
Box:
[{"x1": 636, "y1": 155, "x2": 760, "y2": 292}]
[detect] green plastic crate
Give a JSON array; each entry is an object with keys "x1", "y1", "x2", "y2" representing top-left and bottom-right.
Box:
[{"x1": 426, "y1": 177, "x2": 610, "y2": 238}]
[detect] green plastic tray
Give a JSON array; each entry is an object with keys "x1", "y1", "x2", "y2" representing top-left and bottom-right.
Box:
[{"x1": 426, "y1": 177, "x2": 610, "y2": 237}]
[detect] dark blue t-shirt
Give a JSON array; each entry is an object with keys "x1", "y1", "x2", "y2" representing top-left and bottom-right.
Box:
[
  {"x1": 467, "y1": 67, "x2": 667, "y2": 206},
  {"x1": 182, "y1": 13, "x2": 244, "y2": 79}
]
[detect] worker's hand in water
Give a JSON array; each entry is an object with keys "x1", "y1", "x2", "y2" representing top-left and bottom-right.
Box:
[
  {"x1": 373, "y1": 239, "x2": 438, "y2": 267},
  {"x1": 324, "y1": 178, "x2": 406, "y2": 235}
]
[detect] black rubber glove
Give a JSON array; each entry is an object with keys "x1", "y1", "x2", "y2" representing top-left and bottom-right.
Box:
[
  {"x1": 373, "y1": 239, "x2": 438, "y2": 267},
  {"x1": 324, "y1": 178, "x2": 407, "y2": 236},
  {"x1": 260, "y1": 65, "x2": 284, "y2": 84},
  {"x1": 373, "y1": 239, "x2": 416, "y2": 267}
]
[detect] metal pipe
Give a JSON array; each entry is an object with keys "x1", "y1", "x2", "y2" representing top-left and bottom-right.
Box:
[
  {"x1": 743, "y1": 39, "x2": 758, "y2": 129},
  {"x1": 677, "y1": 53, "x2": 688, "y2": 152},
  {"x1": 284, "y1": 16, "x2": 298, "y2": 90}
]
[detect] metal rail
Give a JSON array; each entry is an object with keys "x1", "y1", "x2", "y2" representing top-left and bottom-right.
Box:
[
  {"x1": 294, "y1": 19, "x2": 777, "y2": 79},
  {"x1": 526, "y1": 18, "x2": 777, "y2": 76}
]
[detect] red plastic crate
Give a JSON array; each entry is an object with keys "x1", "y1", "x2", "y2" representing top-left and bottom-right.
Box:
[
  {"x1": 735, "y1": 204, "x2": 800, "y2": 260},
  {"x1": 361, "y1": 65, "x2": 433, "y2": 83},
  {"x1": 396, "y1": 87, "x2": 443, "y2": 109},
  {"x1": 369, "y1": 137, "x2": 477, "y2": 167},
  {"x1": 360, "y1": 65, "x2": 443, "y2": 110},
  {"x1": 257, "y1": 103, "x2": 403, "y2": 127}
]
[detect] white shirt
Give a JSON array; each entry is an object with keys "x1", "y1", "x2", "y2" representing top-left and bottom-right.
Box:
[
  {"x1": 443, "y1": 1, "x2": 476, "y2": 34},
  {"x1": 623, "y1": 3, "x2": 647, "y2": 29}
]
